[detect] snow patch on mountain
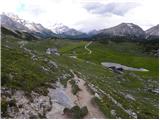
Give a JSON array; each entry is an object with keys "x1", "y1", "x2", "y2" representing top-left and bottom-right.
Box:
[
  {"x1": 127, "y1": 23, "x2": 134, "y2": 29},
  {"x1": 50, "y1": 23, "x2": 70, "y2": 34}
]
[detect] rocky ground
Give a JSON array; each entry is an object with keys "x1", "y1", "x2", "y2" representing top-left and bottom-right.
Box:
[
  {"x1": 1, "y1": 87, "x2": 51, "y2": 118},
  {"x1": 1, "y1": 70, "x2": 105, "y2": 119}
]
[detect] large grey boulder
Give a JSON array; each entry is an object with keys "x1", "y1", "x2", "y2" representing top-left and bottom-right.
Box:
[{"x1": 46, "y1": 48, "x2": 60, "y2": 56}]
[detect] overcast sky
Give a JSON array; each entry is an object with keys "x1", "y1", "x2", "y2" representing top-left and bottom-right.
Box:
[{"x1": 0, "y1": 0, "x2": 159, "y2": 32}]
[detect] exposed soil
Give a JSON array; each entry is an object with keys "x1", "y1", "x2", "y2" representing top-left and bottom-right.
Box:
[
  {"x1": 46, "y1": 70, "x2": 105, "y2": 119},
  {"x1": 65, "y1": 71, "x2": 105, "y2": 118}
]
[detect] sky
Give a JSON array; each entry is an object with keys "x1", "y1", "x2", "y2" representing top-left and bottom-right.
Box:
[{"x1": 0, "y1": 0, "x2": 159, "y2": 32}]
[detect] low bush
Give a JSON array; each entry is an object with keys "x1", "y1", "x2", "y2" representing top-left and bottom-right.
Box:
[{"x1": 63, "y1": 105, "x2": 88, "y2": 118}]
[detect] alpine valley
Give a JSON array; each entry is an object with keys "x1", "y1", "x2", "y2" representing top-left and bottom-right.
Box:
[{"x1": 1, "y1": 13, "x2": 159, "y2": 119}]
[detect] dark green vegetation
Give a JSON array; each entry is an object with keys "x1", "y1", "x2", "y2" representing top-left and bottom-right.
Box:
[
  {"x1": 69, "y1": 79, "x2": 81, "y2": 95},
  {"x1": 62, "y1": 41, "x2": 158, "y2": 77},
  {"x1": 1, "y1": 31, "x2": 159, "y2": 118},
  {"x1": 1, "y1": 98, "x2": 18, "y2": 118},
  {"x1": 63, "y1": 106, "x2": 88, "y2": 118},
  {"x1": 1, "y1": 35, "x2": 72, "y2": 95},
  {"x1": 1, "y1": 98, "x2": 8, "y2": 118},
  {"x1": 1, "y1": 26, "x2": 37, "y2": 40},
  {"x1": 140, "y1": 39, "x2": 159, "y2": 56}
]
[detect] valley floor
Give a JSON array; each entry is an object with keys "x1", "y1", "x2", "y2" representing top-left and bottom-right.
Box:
[{"x1": 1, "y1": 34, "x2": 159, "y2": 119}]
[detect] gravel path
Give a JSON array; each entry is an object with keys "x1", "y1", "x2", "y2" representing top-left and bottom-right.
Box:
[
  {"x1": 66, "y1": 70, "x2": 105, "y2": 119},
  {"x1": 46, "y1": 70, "x2": 105, "y2": 119},
  {"x1": 85, "y1": 41, "x2": 93, "y2": 54}
]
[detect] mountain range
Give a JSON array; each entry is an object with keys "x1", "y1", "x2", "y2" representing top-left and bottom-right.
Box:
[
  {"x1": 0, "y1": 13, "x2": 159, "y2": 40},
  {"x1": 1, "y1": 13, "x2": 56, "y2": 39},
  {"x1": 49, "y1": 23, "x2": 88, "y2": 39},
  {"x1": 96, "y1": 23, "x2": 145, "y2": 40}
]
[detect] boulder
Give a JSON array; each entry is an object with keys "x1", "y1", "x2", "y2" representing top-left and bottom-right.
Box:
[{"x1": 46, "y1": 48, "x2": 60, "y2": 56}]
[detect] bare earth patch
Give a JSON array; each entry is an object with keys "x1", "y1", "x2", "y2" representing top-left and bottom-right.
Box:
[{"x1": 65, "y1": 71, "x2": 105, "y2": 119}]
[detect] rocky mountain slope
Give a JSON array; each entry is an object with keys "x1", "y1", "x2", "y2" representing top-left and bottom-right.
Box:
[
  {"x1": 1, "y1": 13, "x2": 56, "y2": 38},
  {"x1": 1, "y1": 13, "x2": 159, "y2": 41},
  {"x1": 94, "y1": 23, "x2": 146, "y2": 40},
  {"x1": 1, "y1": 14, "x2": 30, "y2": 32},
  {"x1": 87, "y1": 30, "x2": 99, "y2": 36},
  {"x1": 50, "y1": 23, "x2": 71, "y2": 34},
  {"x1": 145, "y1": 25, "x2": 159, "y2": 39},
  {"x1": 50, "y1": 23, "x2": 88, "y2": 39},
  {"x1": 1, "y1": 26, "x2": 38, "y2": 40}
]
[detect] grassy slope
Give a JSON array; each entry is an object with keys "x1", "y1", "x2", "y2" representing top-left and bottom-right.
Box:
[
  {"x1": 1, "y1": 35, "x2": 159, "y2": 118},
  {"x1": 62, "y1": 41, "x2": 158, "y2": 78},
  {"x1": 1, "y1": 36, "x2": 71, "y2": 94},
  {"x1": 58, "y1": 40, "x2": 159, "y2": 118}
]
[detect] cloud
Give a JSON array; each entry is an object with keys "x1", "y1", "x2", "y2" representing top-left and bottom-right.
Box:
[
  {"x1": 16, "y1": 2, "x2": 45, "y2": 17},
  {"x1": 0, "y1": 0, "x2": 159, "y2": 32},
  {"x1": 84, "y1": 2, "x2": 140, "y2": 16}
]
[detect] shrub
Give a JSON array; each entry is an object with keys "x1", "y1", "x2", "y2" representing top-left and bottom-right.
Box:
[
  {"x1": 63, "y1": 108, "x2": 70, "y2": 114},
  {"x1": 64, "y1": 106, "x2": 88, "y2": 118},
  {"x1": 81, "y1": 106, "x2": 88, "y2": 117},
  {"x1": 70, "y1": 106, "x2": 81, "y2": 118}
]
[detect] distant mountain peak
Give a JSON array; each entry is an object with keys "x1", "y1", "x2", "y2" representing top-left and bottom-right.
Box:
[
  {"x1": 49, "y1": 23, "x2": 88, "y2": 38},
  {"x1": 88, "y1": 29, "x2": 99, "y2": 36},
  {"x1": 145, "y1": 25, "x2": 159, "y2": 39},
  {"x1": 1, "y1": 13, "x2": 56, "y2": 38},
  {"x1": 2, "y1": 12, "x2": 20, "y2": 19},
  {"x1": 96, "y1": 23, "x2": 145, "y2": 40},
  {"x1": 50, "y1": 23, "x2": 70, "y2": 34},
  {"x1": 117, "y1": 22, "x2": 142, "y2": 29},
  {"x1": 2, "y1": 12, "x2": 28, "y2": 25},
  {"x1": 1, "y1": 13, "x2": 29, "y2": 32}
]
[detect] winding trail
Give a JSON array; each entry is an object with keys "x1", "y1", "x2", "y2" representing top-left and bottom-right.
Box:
[
  {"x1": 66, "y1": 70, "x2": 105, "y2": 119},
  {"x1": 19, "y1": 41, "x2": 37, "y2": 60},
  {"x1": 85, "y1": 41, "x2": 93, "y2": 54},
  {"x1": 46, "y1": 70, "x2": 105, "y2": 119}
]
